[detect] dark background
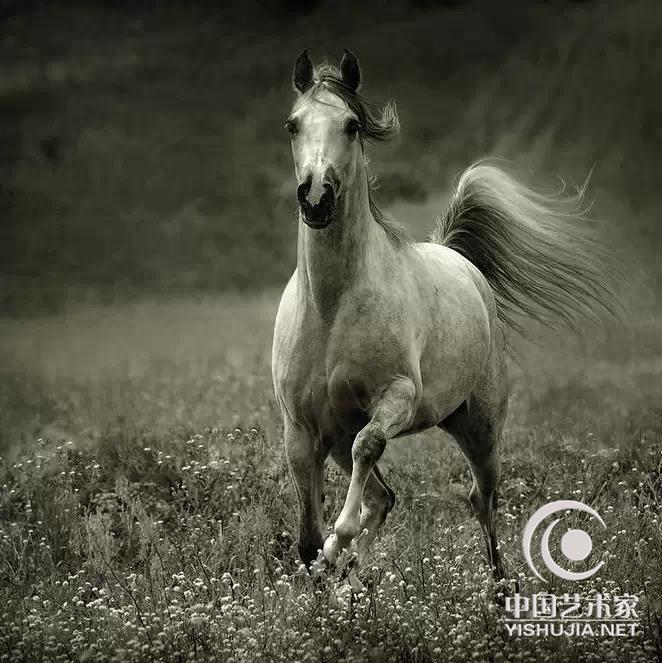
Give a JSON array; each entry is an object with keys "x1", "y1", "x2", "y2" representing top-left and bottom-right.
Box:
[{"x1": 1, "y1": 0, "x2": 660, "y2": 314}]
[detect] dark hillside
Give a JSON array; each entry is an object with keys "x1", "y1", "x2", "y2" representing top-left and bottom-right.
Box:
[{"x1": 1, "y1": 1, "x2": 660, "y2": 311}]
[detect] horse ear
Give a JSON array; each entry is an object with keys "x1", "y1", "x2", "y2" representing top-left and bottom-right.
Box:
[
  {"x1": 340, "y1": 49, "x2": 361, "y2": 91},
  {"x1": 293, "y1": 50, "x2": 314, "y2": 93}
]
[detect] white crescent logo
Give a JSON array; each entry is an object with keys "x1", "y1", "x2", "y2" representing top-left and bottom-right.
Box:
[{"x1": 522, "y1": 500, "x2": 606, "y2": 582}]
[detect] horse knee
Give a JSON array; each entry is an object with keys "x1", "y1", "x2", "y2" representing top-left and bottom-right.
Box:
[{"x1": 351, "y1": 423, "x2": 387, "y2": 467}]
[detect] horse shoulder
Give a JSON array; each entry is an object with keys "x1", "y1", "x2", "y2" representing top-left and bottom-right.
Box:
[
  {"x1": 272, "y1": 274, "x2": 306, "y2": 399},
  {"x1": 272, "y1": 272, "x2": 297, "y2": 369},
  {"x1": 272, "y1": 272, "x2": 331, "y2": 426}
]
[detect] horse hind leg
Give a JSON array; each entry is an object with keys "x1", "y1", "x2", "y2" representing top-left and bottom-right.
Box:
[{"x1": 440, "y1": 365, "x2": 508, "y2": 581}]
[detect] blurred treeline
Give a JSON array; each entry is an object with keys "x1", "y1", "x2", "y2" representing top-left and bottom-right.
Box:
[{"x1": 1, "y1": 0, "x2": 660, "y2": 313}]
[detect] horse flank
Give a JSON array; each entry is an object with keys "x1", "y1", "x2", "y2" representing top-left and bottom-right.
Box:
[{"x1": 431, "y1": 162, "x2": 620, "y2": 333}]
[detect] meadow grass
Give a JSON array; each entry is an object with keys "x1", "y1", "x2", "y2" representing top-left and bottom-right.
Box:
[{"x1": 0, "y1": 295, "x2": 661, "y2": 661}]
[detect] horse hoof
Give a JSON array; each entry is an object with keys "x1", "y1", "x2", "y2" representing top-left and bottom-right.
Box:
[
  {"x1": 323, "y1": 534, "x2": 340, "y2": 563},
  {"x1": 307, "y1": 549, "x2": 333, "y2": 578}
]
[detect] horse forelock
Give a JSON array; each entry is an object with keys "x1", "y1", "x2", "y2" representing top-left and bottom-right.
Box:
[{"x1": 292, "y1": 64, "x2": 399, "y2": 145}]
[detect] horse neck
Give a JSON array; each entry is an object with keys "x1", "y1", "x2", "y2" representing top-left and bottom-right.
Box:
[{"x1": 297, "y1": 169, "x2": 387, "y2": 317}]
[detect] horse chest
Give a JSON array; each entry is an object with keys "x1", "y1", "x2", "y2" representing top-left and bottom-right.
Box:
[
  {"x1": 325, "y1": 306, "x2": 415, "y2": 432},
  {"x1": 275, "y1": 305, "x2": 404, "y2": 435},
  {"x1": 273, "y1": 314, "x2": 333, "y2": 430}
]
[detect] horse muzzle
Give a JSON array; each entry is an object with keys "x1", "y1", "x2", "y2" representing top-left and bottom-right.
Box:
[{"x1": 297, "y1": 178, "x2": 336, "y2": 229}]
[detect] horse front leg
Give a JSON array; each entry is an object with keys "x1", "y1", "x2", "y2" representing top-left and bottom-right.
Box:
[
  {"x1": 330, "y1": 443, "x2": 395, "y2": 564},
  {"x1": 323, "y1": 377, "x2": 417, "y2": 564},
  {"x1": 283, "y1": 419, "x2": 327, "y2": 567}
]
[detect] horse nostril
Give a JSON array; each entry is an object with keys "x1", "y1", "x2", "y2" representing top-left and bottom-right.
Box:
[
  {"x1": 320, "y1": 183, "x2": 335, "y2": 208},
  {"x1": 297, "y1": 176, "x2": 312, "y2": 208}
]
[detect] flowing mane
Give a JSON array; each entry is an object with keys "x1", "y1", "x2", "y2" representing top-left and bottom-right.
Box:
[{"x1": 293, "y1": 63, "x2": 414, "y2": 247}]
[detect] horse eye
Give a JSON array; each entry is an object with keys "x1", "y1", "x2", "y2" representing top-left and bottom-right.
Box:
[
  {"x1": 345, "y1": 119, "x2": 360, "y2": 138},
  {"x1": 285, "y1": 119, "x2": 299, "y2": 137}
]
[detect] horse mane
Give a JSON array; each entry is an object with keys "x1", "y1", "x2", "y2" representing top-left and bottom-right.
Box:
[{"x1": 294, "y1": 63, "x2": 414, "y2": 247}]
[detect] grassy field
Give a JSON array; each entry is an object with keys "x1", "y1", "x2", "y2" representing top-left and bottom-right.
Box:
[{"x1": 0, "y1": 294, "x2": 661, "y2": 661}]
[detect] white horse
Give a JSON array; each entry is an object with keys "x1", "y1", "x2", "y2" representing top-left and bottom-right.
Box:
[{"x1": 272, "y1": 50, "x2": 615, "y2": 581}]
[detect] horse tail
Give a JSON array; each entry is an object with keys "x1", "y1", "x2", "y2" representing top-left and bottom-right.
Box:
[{"x1": 431, "y1": 161, "x2": 620, "y2": 333}]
